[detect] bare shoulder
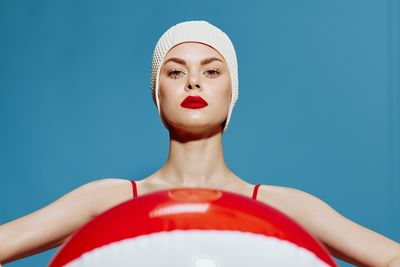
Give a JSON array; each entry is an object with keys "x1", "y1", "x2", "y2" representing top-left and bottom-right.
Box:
[
  {"x1": 84, "y1": 178, "x2": 134, "y2": 217},
  {"x1": 257, "y1": 184, "x2": 328, "y2": 208},
  {"x1": 256, "y1": 185, "x2": 400, "y2": 266},
  {"x1": 256, "y1": 185, "x2": 336, "y2": 231},
  {"x1": 256, "y1": 184, "x2": 312, "y2": 208},
  {"x1": 255, "y1": 185, "x2": 342, "y2": 249}
]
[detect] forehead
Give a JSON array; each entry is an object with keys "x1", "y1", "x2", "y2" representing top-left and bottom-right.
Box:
[{"x1": 164, "y1": 42, "x2": 226, "y2": 63}]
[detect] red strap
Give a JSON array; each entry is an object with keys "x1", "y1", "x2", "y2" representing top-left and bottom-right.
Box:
[
  {"x1": 130, "y1": 180, "x2": 138, "y2": 199},
  {"x1": 252, "y1": 184, "x2": 261, "y2": 200}
]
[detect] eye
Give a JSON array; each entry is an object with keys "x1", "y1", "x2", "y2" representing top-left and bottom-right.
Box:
[
  {"x1": 167, "y1": 69, "x2": 185, "y2": 79},
  {"x1": 204, "y1": 69, "x2": 220, "y2": 78}
]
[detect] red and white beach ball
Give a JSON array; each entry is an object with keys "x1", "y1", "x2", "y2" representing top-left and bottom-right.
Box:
[{"x1": 49, "y1": 188, "x2": 337, "y2": 267}]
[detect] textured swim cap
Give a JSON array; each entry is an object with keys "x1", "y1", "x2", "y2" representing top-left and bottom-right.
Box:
[{"x1": 151, "y1": 20, "x2": 238, "y2": 133}]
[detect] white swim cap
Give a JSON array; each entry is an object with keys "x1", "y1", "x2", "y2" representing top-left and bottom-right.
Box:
[{"x1": 151, "y1": 20, "x2": 239, "y2": 133}]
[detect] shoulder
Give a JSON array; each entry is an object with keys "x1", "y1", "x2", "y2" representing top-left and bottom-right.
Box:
[
  {"x1": 255, "y1": 185, "x2": 344, "y2": 248},
  {"x1": 257, "y1": 184, "x2": 329, "y2": 209},
  {"x1": 257, "y1": 185, "x2": 400, "y2": 266},
  {"x1": 88, "y1": 177, "x2": 132, "y2": 186},
  {"x1": 83, "y1": 178, "x2": 135, "y2": 217},
  {"x1": 256, "y1": 185, "x2": 338, "y2": 232},
  {"x1": 85, "y1": 178, "x2": 133, "y2": 198}
]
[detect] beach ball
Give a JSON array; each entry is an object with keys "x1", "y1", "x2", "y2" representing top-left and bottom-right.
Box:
[{"x1": 49, "y1": 188, "x2": 337, "y2": 267}]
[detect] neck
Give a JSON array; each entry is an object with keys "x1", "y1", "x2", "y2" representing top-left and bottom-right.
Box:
[{"x1": 156, "y1": 128, "x2": 234, "y2": 188}]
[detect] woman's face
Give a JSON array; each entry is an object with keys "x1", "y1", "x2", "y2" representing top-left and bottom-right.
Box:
[{"x1": 158, "y1": 42, "x2": 232, "y2": 134}]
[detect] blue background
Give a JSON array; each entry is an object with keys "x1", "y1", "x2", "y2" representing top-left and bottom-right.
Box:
[{"x1": 1, "y1": 0, "x2": 399, "y2": 266}]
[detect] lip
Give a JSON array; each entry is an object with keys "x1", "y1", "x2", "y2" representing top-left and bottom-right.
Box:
[{"x1": 181, "y1": 95, "x2": 208, "y2": 109}]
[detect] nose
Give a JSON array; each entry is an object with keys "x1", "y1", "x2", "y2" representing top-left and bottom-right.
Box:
[
  {"x1": 186, "y1": 73, "x2": 201, "y2": 91},
  {"x1": 187, "y1": 83, "x2": 200, "y2": 90}
]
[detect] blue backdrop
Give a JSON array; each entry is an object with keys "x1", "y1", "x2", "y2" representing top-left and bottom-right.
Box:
[{"x1": 0, "y1": 1, "x2": 399, "y2": 266}]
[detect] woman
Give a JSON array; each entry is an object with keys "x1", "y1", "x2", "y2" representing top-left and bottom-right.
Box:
[{"x1": 0, "y1": 20, "x2": 399, "y2": 266}]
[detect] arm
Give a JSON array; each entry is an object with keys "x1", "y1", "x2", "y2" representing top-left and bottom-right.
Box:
[
  {"x1": 388, "y1": 256, "x2": 400, "y2": 267},
  {"x1": 0, "y1": 178, "x2": 132, "y2": 265},
  {"x1": 282, "y1": 188, "x2": 400, "y2": 267}
]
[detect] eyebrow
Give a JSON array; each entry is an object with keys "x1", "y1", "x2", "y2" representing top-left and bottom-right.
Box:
[{"x1": 163, "y1": 57, "x2": 224, "y2": 66}]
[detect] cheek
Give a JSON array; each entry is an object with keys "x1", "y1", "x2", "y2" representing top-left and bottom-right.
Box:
[
  {"x1": 158, "y1": 82, "x2": 182, "y2": 116},
  {"x1": 158, "y1": 86, "x2": 172, "y2": 112},
  {"x1": 203, "y1": 78, "x2": 231, "y2": 120},
  {"x1": 159, "y1": 78, "x2": 177, "y2": 104},
  {"x1": 213, "y1": 76, "x2": 232, "y2": 106}
]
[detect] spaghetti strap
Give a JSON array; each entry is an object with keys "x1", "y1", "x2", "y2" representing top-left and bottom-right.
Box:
[
  {"x1": 252, "y1": 184, "x2": 261, "y2": 200},
  {"x1": 130, "y1": 180, "x2": 138, "y2": 199}
]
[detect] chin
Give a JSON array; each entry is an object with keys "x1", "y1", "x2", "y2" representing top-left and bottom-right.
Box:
[{"x1": 168, "y1": 123, "x2": 223, "y2": 136}]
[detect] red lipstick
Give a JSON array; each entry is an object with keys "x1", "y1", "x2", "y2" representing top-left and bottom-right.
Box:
[{"x1": 181, "y1": 96, "x2": 208, "y2": 109}]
